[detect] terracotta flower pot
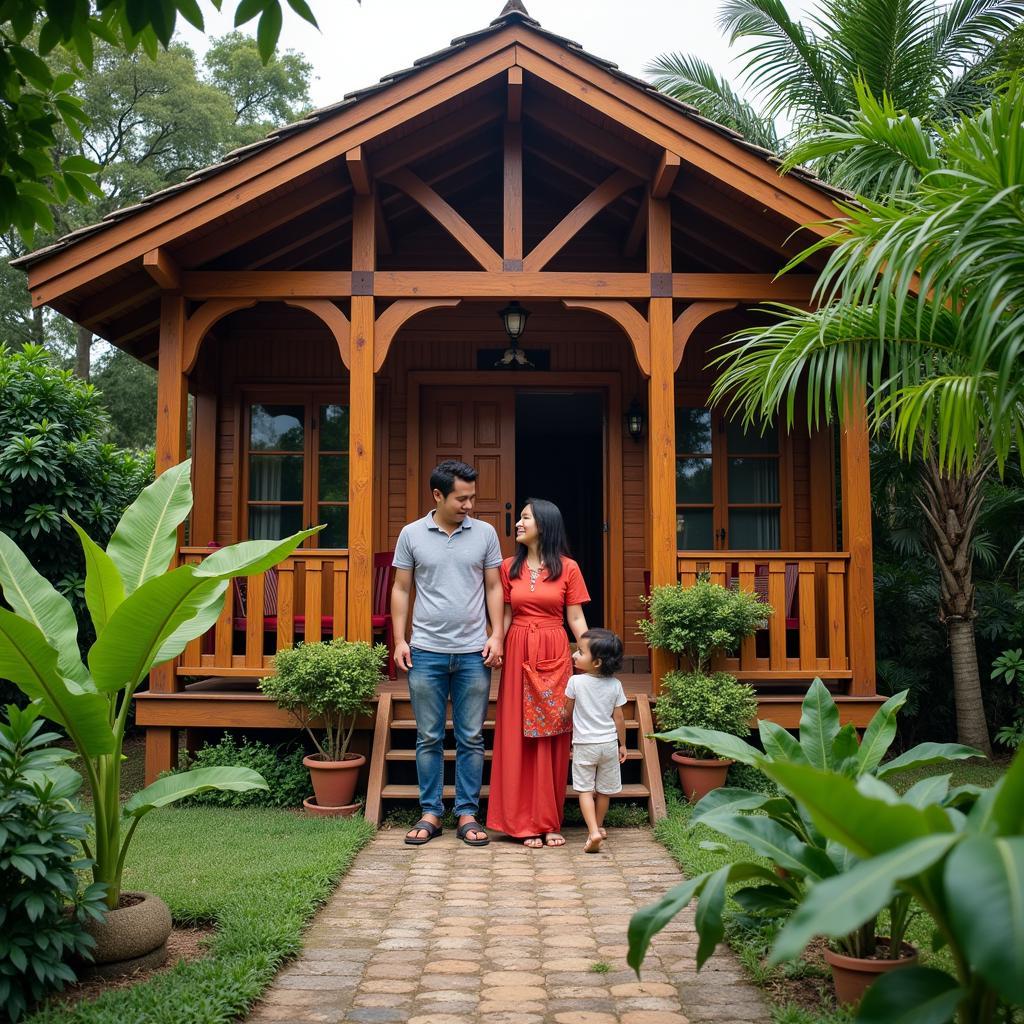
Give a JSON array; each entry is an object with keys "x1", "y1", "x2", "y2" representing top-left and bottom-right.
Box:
[
  {"x1": 672, "y1": 751, "x2": 734, "y2": 803},
  {"x1": 303, "y1": 797, "x2": 361, "y2": 817},
  {"x1": 81, "y1": 891, "x2": 172, "y2": 979},
  {"x1": 824, "y1": 940, "x2": 918, "y2": 1006},
  {"x1": 303, "y1": 752, "x2": 366, "y2": 809}
]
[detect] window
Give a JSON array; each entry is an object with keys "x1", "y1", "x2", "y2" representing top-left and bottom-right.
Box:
[
  {"x1": 675, "y1": 404, "x2": 783, "y2": 551},
  {"x1": 245, "y1": 398, "x2": 349, "y2": 547}
]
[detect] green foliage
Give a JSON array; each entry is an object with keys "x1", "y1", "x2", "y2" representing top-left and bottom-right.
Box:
[
  {"x1": 0, "y1": 704, "x2": 106, "y2": 1022},
  {"x1": 175, "y1": 735, "x2": 309, "y2": 808},
  {"x1": 654, "y1": 670, "x2": 758, "y2": 757},
  {"x1": 0, "y1": 0, "x2": 321, "y2": 242},
  {"x1": 0, "y1": 344, "x2": 151, "y2": 636},
  {"x1": 261, "y1": 639, "x2": 386, "y2": 762},
  {"x1": 89, "y1": 350, "x2": 156, "y2": 450},
  {"x1": 640, "y1": 579, "x2": 771, "y2": 673},
  {"x1": 22, "y1": 805, "x2": 374, "y2": 1024},
  {"x1": 992, "y1": 648, "x2": 1024, "y2": 749},
  {"x1": 0, "y1": 459, "x2": 315, "y2": 908}
]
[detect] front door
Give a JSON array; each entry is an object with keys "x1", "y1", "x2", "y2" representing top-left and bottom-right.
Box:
[{"x1": 420, "y1": 387, "x2": 517, "y2": 556}]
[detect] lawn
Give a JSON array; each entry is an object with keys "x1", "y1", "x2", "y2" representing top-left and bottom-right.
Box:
[
  {"x1": 25, "y1": 806, "x2": 374, "y2": 1024},
  {"x1": 653, "y1": 758, "x2": 1007, "y2": 1024}
]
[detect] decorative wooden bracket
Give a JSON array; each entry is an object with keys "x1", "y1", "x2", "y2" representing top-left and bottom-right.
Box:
[
  {"x1": 562, "y1": 299, "x2": 650, "y2": 377},
  {"x1": 374, "y1": 299, "x2": 461, "y2": 372},
  {"x1": 381, "y1": 168, "x2": 502, "y2": 272},
  {"x1": 524, "y1": 169, "x2": 640, "y2": 272},
  {"x1": 143, "y1": 248, "x2": 180, "y2": 291},
  {"x1": 285, "y1": 299, "x2": 352, "y2": 368},
  {"x1": 672, "y1": 301, "x2": 738, "y2": 370},
  {"x1": 182, "y1": 299, "x2": 257, "y2": 373}
]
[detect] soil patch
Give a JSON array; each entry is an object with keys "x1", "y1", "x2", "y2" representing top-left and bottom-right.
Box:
[
  {"x1": 48, "y1": 924, "x2": 214, "y2": 1010},
  {"x1": 760, "y1": 936, "x2": 840, "y2": 1016}
]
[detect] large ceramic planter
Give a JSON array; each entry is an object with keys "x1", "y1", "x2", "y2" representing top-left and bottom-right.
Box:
[
  {"x1": 303, "y1": 752, "x2": 366, "y2": 809},
  {"x1": 824, "y1": 940, "x2": 918, "y2": 1005},
  {"x1": 672, "y1": 752, "x2": 733, "y2": 803},
  {"x1": 82, "y1": 891, "x2": 172, "y2": 979}
]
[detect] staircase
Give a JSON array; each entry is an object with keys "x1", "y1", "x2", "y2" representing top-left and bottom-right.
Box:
[{"x1": 364, "y1": 692, "x2": 667, "y2": 825}]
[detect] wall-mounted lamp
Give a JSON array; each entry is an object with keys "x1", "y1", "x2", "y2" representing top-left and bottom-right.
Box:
[
  {"x1": 625, "y1": 398, "x2": 646, "y2": 442},
  {"x1": 495, "y1": 301, "x2": 534, "y2": 367}
]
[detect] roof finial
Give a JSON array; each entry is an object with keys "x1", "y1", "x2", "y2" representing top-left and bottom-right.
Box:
[{"x1": 498, "y1": 0, "x2": 531, "y2": 18}]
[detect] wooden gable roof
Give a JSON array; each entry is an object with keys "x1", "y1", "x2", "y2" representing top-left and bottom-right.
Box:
[{"x1": 15, "y1": 2, "x2": 845, "y2": 357}]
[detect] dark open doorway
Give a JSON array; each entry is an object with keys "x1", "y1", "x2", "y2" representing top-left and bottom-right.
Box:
[{"x1": 515, "y1": 391, "x2": 605, "y2": 629}]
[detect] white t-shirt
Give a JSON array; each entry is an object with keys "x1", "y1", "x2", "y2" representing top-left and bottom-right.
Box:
[{"x1": 565, "y1": 673, "x2": 627, "y2": 743}]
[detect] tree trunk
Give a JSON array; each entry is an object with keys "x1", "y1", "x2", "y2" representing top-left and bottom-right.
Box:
[
  {"x1": 31, "y1": 305, "x2": 44, "y2": 347},
  {"x1": 917, "y1": 457, "x2": 992, "y2": 755},
  {"x1": 76, "y1": 324, "x2": 92, "y2": 380}
]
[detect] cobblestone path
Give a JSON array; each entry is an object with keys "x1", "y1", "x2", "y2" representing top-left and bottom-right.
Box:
[{"x1": 247, "y1": 826, "x2": 769, "y2": 1024}]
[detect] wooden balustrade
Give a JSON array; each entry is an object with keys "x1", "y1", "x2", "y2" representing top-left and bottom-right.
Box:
[
  {"x1": 674, "y1": 552, "x2": 851, "y2": 682},
  {"x1": 177, "y1": 548, "x2": 350, "y2": 677}
]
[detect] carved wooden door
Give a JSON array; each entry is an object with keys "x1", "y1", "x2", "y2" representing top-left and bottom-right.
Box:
[{"x1": 420, "y1": 388, "x2": 517, "y2": 556}]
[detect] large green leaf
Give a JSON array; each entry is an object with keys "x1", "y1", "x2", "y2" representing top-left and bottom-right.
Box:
[
  {"x1": 798, "y1": 678, "x2": 840, "y2": 769},
  {"x1": 704, "y1": 814, "x2": 835, "y2": 879},
  {"x1": 0, "y1": 531, "x2": 88, "y2": 685},
  {"x1": 653, "y1": 726, "x2": 761, "y2": 765},
  {"x1": 831, "y1": 723, "x2": 861, "y2": 772},
  {"x1": 24, "y1": 763, "x2": 83, "y2": 800},
  {"x1": 765, "y1": 762, "x2": 951, "y2": 857},
  {"x1": 770, "y1": 834, "x2": 959, "y2": 964},
  {"x1": 124, "y1": 766, "x2": 268, "y2": 818},
  {"x1": 759, "y1": 719, "x2": 807, "y2": 764},
  {"x1": 945, "y1": 836, "x2": 1024, "y2": 1004},
  {"x1": 107, "y1": 460, "x2": 193, "y2": 595},
  {"x1": 857, "y1": 689, "x2": 908, "y2": 775},
  {"x1": 855, "y1": 966, "x2": 962, "y2": 1024},
  {"x1": 876, "y1": 743, "x2": 984, "y2": 780},
  {"x1": 968, "y1": 747, "x2": 1024, "y2": 837},
  {"x1": 694, "y1": 865, "x2": 729, "y2": 969},
  {"x1": 65, "y1": 516, "x2": 125, "y2": 635},
  {"x1": 152, "y1": 581, "x2": 228, "y2": 667},
  {"x1": 902, "y1": 774, "x2": 951, "y2": 809},
  {"x1": 193, "y1": 531, "x2": 321, "y2": 579},
  {"x1": 691, "y1": 787, "x2": 795, "y2": 825},
  {"x1": 0, "y1": 608, "x2": 113, "y2": 755}
]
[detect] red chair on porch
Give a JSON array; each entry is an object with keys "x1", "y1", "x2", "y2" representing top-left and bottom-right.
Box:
[{"x1": 373, "y1": 552, "x2": 397, "y2": 679}]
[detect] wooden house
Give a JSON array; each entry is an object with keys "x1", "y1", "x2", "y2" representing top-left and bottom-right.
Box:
[{"x1": 15, "y1": 2, "x2": 881, "y2": 819}]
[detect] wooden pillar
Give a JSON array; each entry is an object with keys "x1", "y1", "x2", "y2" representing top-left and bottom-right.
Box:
[
  {"x1": 839, "y1": 382, "x2": 876, "y2": 695},
  {"x1": 348, "y1": 193, "x2": 375, "y2": 641},
  {"x1": 191, "y1": 393, "x2": 218, "y2": 545},
  {"x1": 145, "y1": 292, "x2": 187, "y2": 782},
  {"x1": 647, "y1": 194, "x2": 675, "y2": 693}
]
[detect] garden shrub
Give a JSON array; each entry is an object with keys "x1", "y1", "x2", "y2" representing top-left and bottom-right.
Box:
[
  {"x1": 654, "y1": 670, "x2": 758, "y2": 757},
  {"x1": 177, "y1": 735, "x2": 309, "y2": 808},
  {"x1": 0, "y1": 705, "x2": 106, "y2": 1022}
]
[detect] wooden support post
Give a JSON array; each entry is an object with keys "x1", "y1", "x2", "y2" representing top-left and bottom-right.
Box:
[
  {"x1": 840, "y1": 383, "x2": 876, "y2": 695},
  {"x1": 647, "y1": 194, "x2": 675, "y2": 694},
  {"x1": 348, "y1": 193, "x2": 375, "y2": 642},
  {"x1": 503, "y1": 121, "x2": 523, "y2": 268},
  {"x1": 192, "y1": 393, "x2": 217, "y2": 545},
  {"x1": 507, "y1": 66, "x2": 523, "y2": 122}
]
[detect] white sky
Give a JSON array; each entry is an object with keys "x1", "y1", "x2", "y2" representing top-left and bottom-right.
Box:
[{"x1": 177, "y1": 0, "x2": 811, "y2": 111}]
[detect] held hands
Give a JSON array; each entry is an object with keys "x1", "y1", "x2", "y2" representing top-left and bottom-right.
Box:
[
  {"x1": 618, "y1": 745, "x2": 627, "y2": 764},
  {"x1": 482, "y1": 636, "x2": 504, "y2": 668},
  {"x1": 394, "y1": 639, "x2": 413, "y2": 673}
]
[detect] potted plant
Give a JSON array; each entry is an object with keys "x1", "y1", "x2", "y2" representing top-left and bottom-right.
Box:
[
  {"x1": 640, "y1": 578, "x2": 764, "y2": 801},
  {"x1": 631, "y1": 680, "x2": 985, "y2": 1007},
  {"x1": 260, "y1": 637, "x2": 386, "y2": 815},
  {"x1": 0, "y1": 460, "x2": 315, "y2": 976}
]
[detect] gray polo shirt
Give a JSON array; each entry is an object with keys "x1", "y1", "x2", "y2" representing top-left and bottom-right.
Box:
[{"x1": 393, "y1": 512, "x2": 503, "y2": 653}]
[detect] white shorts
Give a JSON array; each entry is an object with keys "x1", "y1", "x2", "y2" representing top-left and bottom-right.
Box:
[{"x1": 571, "y1": 740, "x2": 622, "y2": 795}]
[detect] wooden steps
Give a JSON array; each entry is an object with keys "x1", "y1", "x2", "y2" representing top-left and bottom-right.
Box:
[{"x1": 364, "y1": 692, "x2": 667, "y2": 826}]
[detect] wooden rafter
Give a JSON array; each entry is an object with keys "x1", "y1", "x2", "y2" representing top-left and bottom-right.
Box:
[
  {"x1": 374, "y1": 299, "x2": 461, "y2": 372},
  {"x1": 346, "y1": 146, "x2": 372, "y2": 195},
  {"x1": 77, "y1": 274, "x2": 157, "y2": 328},
  {"x1": 503, "y1": 121, "x2": 523, "y2": 265},
  {"x1": 143, "y1": 248, "x2": 180, "y2": 291},
  {"x1": 562, "y1": 299, "x2": 650, "y2": 376},
  {"x1": 672, "y1": 301, "x2": 738, "y2": 370},
  {"x1": 523, "y1": 168, "x2": 640, "y2": 271},
  {"x1": 623, "y1": 192, "x2": 647, "y2": 258},
  {"x1": 381, "y1": 168, "x2": 502, "y2": 272},
  {"x1": 652, "y1": 151, "x2": 681, "y2": 199}
]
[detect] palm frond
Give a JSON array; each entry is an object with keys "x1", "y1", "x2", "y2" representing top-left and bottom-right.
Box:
[
  {"x1": 932, "y1": 0, "x2": 1024, "y2": 65},
  {"x1": 644, "y1": 52, "x2": 781, "y2": 150}
]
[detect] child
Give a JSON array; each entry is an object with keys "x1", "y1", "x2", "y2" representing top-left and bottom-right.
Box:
[{"x1": 565, "y1": 628, "x2": 627, "y2": 853}]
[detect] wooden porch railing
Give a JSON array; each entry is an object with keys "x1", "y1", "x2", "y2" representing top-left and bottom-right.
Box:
[
  {"x1": 177, "y1": 548, "x2": 350, "y2": 677},
  {"x1": 675, "y1": 552, "x2": 851, "y2": 682}
]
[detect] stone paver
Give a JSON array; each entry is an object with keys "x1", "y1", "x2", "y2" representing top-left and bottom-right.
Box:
[{"x1": 246, "y1": 827, "x2": 768, "y2": 1024}]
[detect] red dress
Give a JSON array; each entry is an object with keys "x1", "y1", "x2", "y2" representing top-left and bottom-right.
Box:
[{"x1": 487, "y1": 556, "x2": 590, "y2": 838}]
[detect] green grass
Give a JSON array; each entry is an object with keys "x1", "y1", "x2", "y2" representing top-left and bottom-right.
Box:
[
  {"x1": 590, "y1": 960, "x2": 612, "y2": 973},
  {"x1": 26, "y1": 807, "x2": 375, "y2": 1024},
  {"x1": 653, "y1": 759, "x2": 1006, "y2": 1024}
]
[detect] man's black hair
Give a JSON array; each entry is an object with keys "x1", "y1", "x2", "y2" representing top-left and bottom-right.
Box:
[
  {"x1": 430, "y1": 460, "x2": 478, "y2": 498},
  {"x1": 581, "y1": 628, "x2": 624, "y2": 676}
]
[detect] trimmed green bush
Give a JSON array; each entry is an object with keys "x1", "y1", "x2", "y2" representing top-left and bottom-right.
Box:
[
  {"x1": 0, "y1": 705, "x2": 106, "y2": 1022},
  {"x1": 654, "y1": 670, "x2": 758, "y2": 757},
  {"x1": 176, "y1": 736, "x2": 309, "y2": 808}
]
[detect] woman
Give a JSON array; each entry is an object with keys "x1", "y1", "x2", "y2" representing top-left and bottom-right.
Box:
[{"x1": 487, "y1": 499, "x2": 590, "y2": 847}]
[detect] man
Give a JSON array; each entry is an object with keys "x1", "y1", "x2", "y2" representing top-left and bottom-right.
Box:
[{"x1": 392, "y1": 459, "x2": 504, "y2": 846}]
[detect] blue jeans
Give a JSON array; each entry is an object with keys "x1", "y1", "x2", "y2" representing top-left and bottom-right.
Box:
[{"x1": 407, "y1": 648, "x2": 491, "y2": 819}]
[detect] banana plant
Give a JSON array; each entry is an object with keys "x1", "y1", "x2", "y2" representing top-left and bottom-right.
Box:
[
  {"x1": 0, "y1": 460, "x2": 318, "y2": 908},
  {"x1": 629, "y1": 680, "x2": 983, "y2": 971}
]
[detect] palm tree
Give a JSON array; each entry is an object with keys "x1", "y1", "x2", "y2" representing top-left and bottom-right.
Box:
[
  {"x1": 710, "y1": 83, "x2": 1024, "y2": 752},
  {"x1": 647, "y1": 0, "x2": 1024, "y2": 194}
]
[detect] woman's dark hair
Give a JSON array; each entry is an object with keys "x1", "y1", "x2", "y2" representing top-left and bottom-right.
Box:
[
  {"x1": 430, "y1": 460, "x2": 477, "y2": 498},
  {"x1": 509, "y1": 497, "x2": 570, "y2": 581},
  {"x1": 581, "y1": 628, "x2": 624, "y2": 676}
]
